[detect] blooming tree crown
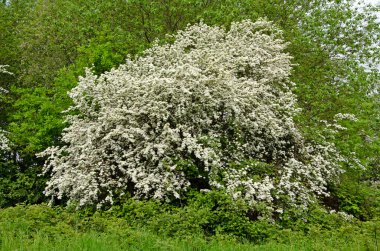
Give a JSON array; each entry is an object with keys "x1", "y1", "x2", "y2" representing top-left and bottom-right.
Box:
[{"x1": 40, "y1": 20, "x2": 342, "y2": 212}]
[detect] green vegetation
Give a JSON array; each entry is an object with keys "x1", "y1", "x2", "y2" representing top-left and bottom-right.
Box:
[
  {"x1": 0, "y1": 0, "x2": 380, "y2": 250},
  {"x1": 1, "y1": 202, "x2": 379, "y2": 251}
]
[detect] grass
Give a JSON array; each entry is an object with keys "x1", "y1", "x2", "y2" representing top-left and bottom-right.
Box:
[
  {"x1": 0, "y1": 204, "x2": 379, "y2": 251},
  {"x1": 1, "y1": 230, "x2": 378, "y2": 251}
]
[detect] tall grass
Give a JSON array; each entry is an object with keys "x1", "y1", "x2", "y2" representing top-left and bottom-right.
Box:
[{"x1": 1, "y1": 230, "x2": 377, "y2": 251}]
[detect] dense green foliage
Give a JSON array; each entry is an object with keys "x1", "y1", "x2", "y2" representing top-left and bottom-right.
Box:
[
  {"x1": 0, "y1": 0, "x2": 379, "y2": 249},
  {"x1": 1, "y1": 201, "x2": 379, "y2": 250}
]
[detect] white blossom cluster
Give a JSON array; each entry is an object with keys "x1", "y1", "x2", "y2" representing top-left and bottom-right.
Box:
[
  {"x1": 0, "y1": 130, "x2": 9, "y2": 152},
  {"x1": 329, "y1": 209, "x2": 354, "y2": 221},
  {"x1": 40, "y1": 20, "x2": 343, "y2": 211},
  {"x1": 0, "y1": 65, "x2": 13, "y2": 76},
  {"x1": 0, "y1": 65, "x2": 10, "y2": 152}
]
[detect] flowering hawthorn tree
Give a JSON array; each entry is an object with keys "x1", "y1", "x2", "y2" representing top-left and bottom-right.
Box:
[{"x1": 41, "y1": 20, "x2": 343, "y2": 212}]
